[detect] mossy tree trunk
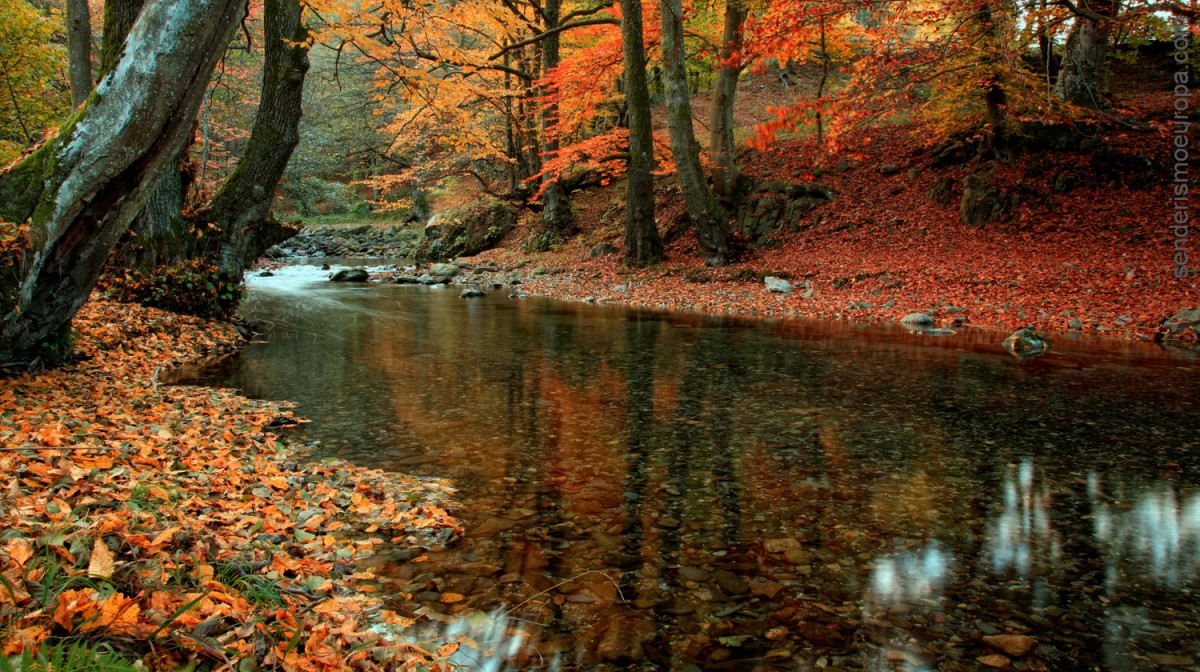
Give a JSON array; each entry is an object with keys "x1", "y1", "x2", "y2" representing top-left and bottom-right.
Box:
[
  {"x1": 0, "y1": 0, "x2": 245, "y2": 368},
  {"x1": 660, "y1": 0, "x2": 730, "y2": 266},
  {"x1": 192, "y1": 0, "x2": 309, "y2": 279},
  {"x1": 620, "y1": 0, "x2": 664, "y2": 267}
]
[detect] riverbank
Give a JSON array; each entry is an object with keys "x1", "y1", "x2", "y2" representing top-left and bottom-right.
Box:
[
  {"x1": 0, "y1": 299, "x2": 461, "y2": 668},
  {"x1": 278, "y1": 116, "x2": 1197, "y2": 347}
]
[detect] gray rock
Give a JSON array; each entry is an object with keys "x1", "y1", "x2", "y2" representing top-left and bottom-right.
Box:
[
  {"x1": 258, "y1": 270, "x2": 275, "y2": 277},
  {"x1": 1068, "y1": 317, "x2": 1083, "y2": 330},
  {"x1": 1002, "y1": 327, "x2": 1051, "y2": 359},
  {"x1": 430, "y1": 263, "x2": 460, "y2": 277},
  {"x1": 1164, "y1": 307, "x2": 1200, "y2": 334},
  {"x1": 417, "y1": 274, "x2": 440, "y2": 285},
  {"x1": 764, "y1": 276, "x2": 793, "y2": 293},
  {"x1": 879, "y1": 164, "x2": 901, "y2": 176},
  {"x1": 612, "y1": 284, "x2": 628, "y2": 293},
  {"x1": 394, "y1": 275, "x2": 422, "y2": 284},
  {"x1": 589, "y1": 241, "x2": 619, "y2": 258},
  {"x1": 900, "y1": 312, "x2": 935, "y2": 327},
  {"x1": 330, "y1": 268, "x2": 369, "y2": 282},
  {"x1": 459, "y1": 288, "x2": 487, "y2": 299}
]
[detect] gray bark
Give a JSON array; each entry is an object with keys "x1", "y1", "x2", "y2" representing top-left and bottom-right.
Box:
[
  {"x1": 66, "y1": 0, "x2": 93, "y2": 108},
  {"x1": 709, "y1": 0, "x2": 745, "y2": 199},
  {"x1": 619, "y1": 0, "x2": 664, "y2": 267},
  {"x1": 660, "y1": 0, "x2": 729, "y2": 265},
  {"x1": 1054, "y1": 11, "x2": 1110, "y2": 107},
  {"x1": 0, "y1": 0, "x2": 246, "y2": 367}
]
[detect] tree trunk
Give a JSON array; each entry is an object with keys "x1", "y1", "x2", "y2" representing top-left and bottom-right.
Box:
[
  {"x1": 66, "y1": 0, "x2": 93, "y2": 108},
  {"x1": 660, "y1": 0, "x2": 729, "y2": 265},
  {"x1": 620, "y1": 0, "x2": 664, "y2": 267},
  {"x1": 529, "y1": 0, "x2": 576, "y2": 252},
  {"x1": 1054, "y1": 2, "x2": 1114, "y2": 107},
  {"x1": 709, "y1": 0, "x2": 745, "y2": 200},
  {"x1": 100, "y1": 0, "x2": 146, "y2": 75},
  {"x1": 194, "y1": 0, "x2": 309, "y2": 279},
  {"x1": 0, "y1": 0, "x2": 246, "y2": 368}
]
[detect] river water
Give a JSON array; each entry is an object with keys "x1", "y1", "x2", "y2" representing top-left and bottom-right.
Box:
[{"x1": 177, "y1": 263, "x2": 1200, "y2": 671}]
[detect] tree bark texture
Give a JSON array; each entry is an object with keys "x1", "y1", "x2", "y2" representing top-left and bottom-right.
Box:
[
  {"x1": 1054, "y1": 0, "x2": 1115, "y2": 107},
  {"x1": 100, "y1": 0, "x2": 146, "y2": 75},
  {"x1": 66, "y1": 0, "x2": 93, "y2": 108},
  {"x1": 530, "y1": 0, "x2": 576, "y2": 251},
  {"x1": 619, "y1": 0, "x2": 664, "y2": 267},
  {"x1": 660, "y1": 0, "x2": 730, "y2": 265},
  {"x1": 709, "y1": 0, "x2": 745, "y2": 199},
  {"x1": 0, "y1": 0, "x2": 245, "y2": 367},
  {"x1": 195, "y1": 0, "x2": 309, "y2": 279}
]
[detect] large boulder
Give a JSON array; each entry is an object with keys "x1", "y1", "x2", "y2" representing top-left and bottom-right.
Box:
[
  {"x1": 330, "y1": 268, "x2": 369, "y2": 282},
  {"x1": 589, "y1": 241, "x2": 619, "y2": 258},
  {"x1": 418, "y1": 200, "x2": 518, "y2": 260},
  {"x1": 734, "y1": 181, "x2": 834, "y2": 246},
  {"x1": 1163, "y1": 307, "x2": 1200, "y2": 336},
  {"x1": 960, "y1": 173, "x2": 1011, "y2": 226}
]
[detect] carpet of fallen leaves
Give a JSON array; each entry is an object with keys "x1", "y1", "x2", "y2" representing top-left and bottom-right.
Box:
[
  {"x1": 0, "y1": 299, "x2": 463, "y2": 670},
  {"x1": 469, "y1": 111, "x2": 1196, "y2": 343}
]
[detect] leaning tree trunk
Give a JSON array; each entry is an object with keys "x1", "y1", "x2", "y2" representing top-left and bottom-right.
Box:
[
  {"x1": 661, "y1": 0, "x2": 730, "y2": 265},
  {"x1": 620, "y1": 0, "x2": 664, "y2": 267},
  {"x1": 1054, "y1": 1, "x2": 1114, "y2": 108},
  {"x1": 194, "y1": 0, "x2": 309, "y2": 279},
  {"x1": 709, "y1": 0, "x2": 746, "y2": 200},
  {"x1": 0, "y1": 0, "x2": 245, "y2": 368},
  {"x1": 528, "y1": 0, "x2": 576, "y2": 252},
  {"x1": 65, "y1": 0, "x2": 93, "y2": 108}
]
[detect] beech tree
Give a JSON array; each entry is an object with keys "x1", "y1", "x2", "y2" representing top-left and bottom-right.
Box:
[
  {"x1": 0, "y1": 0, "x2": 246, "y2": 367},
  {"x1": 619, "y1": 0, "x2": 664, "y2": 267},
  {"x1": 65, "y1": 0, "x2": 92, "y2": 108},
  {"x1": 660, "y1": 0, "x2": 730, "y2": 265},
  {"x1": 197, "y1": 0, "x2": 310, "y2": 278}
]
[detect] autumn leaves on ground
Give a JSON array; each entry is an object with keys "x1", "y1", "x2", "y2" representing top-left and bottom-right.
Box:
[
  {"x1": 472, "y1": 109, "x2": 1191, "y2": 344},
  {"x1": 0, "y1": 302, "x2": 463, "y2": 669}
]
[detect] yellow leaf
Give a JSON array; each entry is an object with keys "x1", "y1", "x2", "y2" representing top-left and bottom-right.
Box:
[
  {"x1": 88, "y1": 538, "x2": 115, "y2": 578},
  {"x1": 80, "y1": 592, "x2": 140, "y2": 633}
]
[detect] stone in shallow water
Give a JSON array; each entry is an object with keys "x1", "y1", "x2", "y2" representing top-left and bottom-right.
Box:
[
  {"x1": 976, "y1": 654, "x2": 1011, "y2": 668},
  {"x1": 900, "y1": 312, "x2": 934, "y2": 327},
  {"x1": 330, "y1": 268, "x2": 369, "y2": 282},
  {"x1": 1002, "y1": 327, "x2": 1050, "y2": 359},
  {"x1": 982, "y1": 634, "x2": 1037, "y2": 658},
  {"x1": 712, "y1": 569, "x2": 749, "y2": 596},
  {"x1": 679, "y1": 566, "x2": 709, "y2": 582}
]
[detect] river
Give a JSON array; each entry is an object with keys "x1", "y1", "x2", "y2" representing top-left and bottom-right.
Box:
[{"x1": 175, "y1": 262, "x2": 1200, "y2": 671}]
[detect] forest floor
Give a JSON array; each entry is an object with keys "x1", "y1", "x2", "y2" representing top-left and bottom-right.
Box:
[
  {"x1": 0, "y1": 300, "x2": 462, "y2": 668},
  {"x1": 462, "y1": 78, "x2": 1196, "y2": 344}
]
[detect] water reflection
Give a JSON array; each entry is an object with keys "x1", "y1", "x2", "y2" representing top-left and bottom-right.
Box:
[
  {"x1": 173, "y1": 268, "x2": 1200, "y2": 670},
  {"x1": 987, "y1": 460, "x2": 1062, "y2": 579},
  {"x1": 1093, "y1": 479, "x2": 1200, "y2": 590}
]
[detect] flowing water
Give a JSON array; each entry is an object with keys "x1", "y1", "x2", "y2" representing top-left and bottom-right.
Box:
[{"x1": 176, "y1": 263, "x2": 1200, "y2": 671}]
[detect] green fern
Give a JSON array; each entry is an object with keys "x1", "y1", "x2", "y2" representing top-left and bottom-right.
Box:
[{"x1": 0, "y1": 642, "x2": 137, "y2": 672}]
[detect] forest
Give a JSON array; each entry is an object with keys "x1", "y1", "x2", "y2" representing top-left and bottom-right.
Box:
[{"x1": 1, "y1": 0, "x2": 1199, "y2": 669}]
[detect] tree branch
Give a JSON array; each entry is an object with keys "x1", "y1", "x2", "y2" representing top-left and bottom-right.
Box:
[{"x1": 488, "y1": 17, "x2": 620, "y2": 60}]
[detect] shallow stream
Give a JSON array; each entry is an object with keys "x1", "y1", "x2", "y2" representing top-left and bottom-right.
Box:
[{"x1": 176, "y1": 262, "x2": 1200, "y2": 671}]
